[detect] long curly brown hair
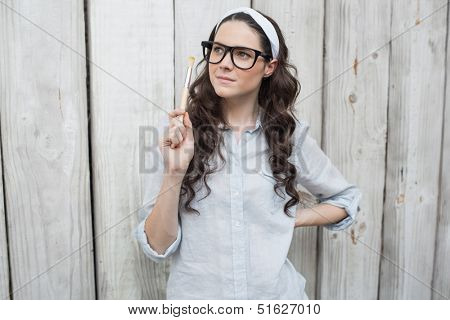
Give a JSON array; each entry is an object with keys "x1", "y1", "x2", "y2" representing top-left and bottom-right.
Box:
[{"x1": 180, "y1": 10, "x2": 305, "y2": 217}]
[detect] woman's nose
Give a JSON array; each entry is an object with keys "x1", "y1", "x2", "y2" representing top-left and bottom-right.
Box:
[{"x1": 219, "y1": 50, "x2": 234, "y2": 69}]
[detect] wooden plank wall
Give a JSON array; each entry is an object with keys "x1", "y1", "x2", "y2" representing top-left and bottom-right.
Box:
[
  {"x1": 0, "y1": 0, "x2": 449, "y2": 300},
  {"x1": 380, "y1": 0, "x2": 448, "y2": 299},
  {"x1": 86, "y1": 0, "x2": 175, "y2": 299},
  {"x1": 433, "y1": 0, "x2": 450, "y2": 300},
  {"x1": 0, "y1": 0, "x2": 95, "y2": 299},
  {"x1": 0, "y1": 164, "x2": 9, "y2": 299},
  {"x1": 319, "y1": 0, "x2": 391, "y2": 299}
]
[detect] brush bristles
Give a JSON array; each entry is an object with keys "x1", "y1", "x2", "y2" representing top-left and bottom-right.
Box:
[{"x1": 188, "y1": 56, "x2": 195, "y2": 67}]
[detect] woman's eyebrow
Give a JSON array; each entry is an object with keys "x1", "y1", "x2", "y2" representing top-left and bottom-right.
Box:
[{"x1": 214, "y1": 41, "x2": 253, "y2": 50}]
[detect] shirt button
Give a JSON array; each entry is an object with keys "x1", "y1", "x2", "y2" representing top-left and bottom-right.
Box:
[
  {"x1": 233, "y1": 191, "x2": 239, "y2": 196},
  {"x1": 235, "y1": 221, "x2": 241, "y2": 227}
]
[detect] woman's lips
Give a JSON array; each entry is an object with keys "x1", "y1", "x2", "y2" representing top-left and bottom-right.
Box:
[{"x1": 217, "y1": 76, "x2": 235, "y2": 84}]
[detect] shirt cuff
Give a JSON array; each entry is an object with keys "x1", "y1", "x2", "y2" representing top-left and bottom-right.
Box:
[
  {"x1": 134, "y1": 218, "x2": 182, "y2": 263},
  {"x1": 321, "y1": 188, "x2": 362, "y2": 231}
]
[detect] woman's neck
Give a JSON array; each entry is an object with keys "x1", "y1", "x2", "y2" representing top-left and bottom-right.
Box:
[{"x1": 222, "y1": 96, "x2": 260, "y2": 130}]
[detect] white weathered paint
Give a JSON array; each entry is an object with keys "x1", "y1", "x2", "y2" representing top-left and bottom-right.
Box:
[
  {"x1": 0, "y1": 0, "x2": 95, "y2": 299},
  {"x1": 380, "y1": 0, "x2": 447, "y2": 299},
  {"x1": 318, "y1": 0, "x2": 391, "y2": 299},
  {"x1": 1, "y1": 0, "x2": 449, "y2": 300},
  {"x1": 432, "y1": 0, "x2": 450, "y2": 300},
  {"x1": 0, "y1": 168, "x2": 9, "y2": 300}
]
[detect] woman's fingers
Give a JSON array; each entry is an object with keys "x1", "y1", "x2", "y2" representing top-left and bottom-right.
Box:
[
  {"x1": 175, "y1": 127, "x2": 184, "y2": 144},
  {"x1": 169, "y1": 127, "x2": 180, "y2": 146},
  {"x1": 179, "y1": 125, "x2": 187, "y2": 139},
  {"x1": 168, "y1": 108, "x2": 185, "y2": 116},
  {"x1": 169, "y1": 115, "x2": 185, "y2": 131},
  {"x1": 166, "y1": 109, "x2": 190, "y2": 148},
  {"x1": 168, "y1": 126, "x2": 185, "y2": 148},
  {"x1": 168, "y1": 109, "x2": 186, "y2": 119}
]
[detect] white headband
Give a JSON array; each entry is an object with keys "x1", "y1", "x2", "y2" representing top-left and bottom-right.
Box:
[{"x1": 214, "y1": 7, "x2": 279, "y2": 59}]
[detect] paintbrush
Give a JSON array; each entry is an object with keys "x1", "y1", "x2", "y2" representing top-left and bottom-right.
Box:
[{"x1": 176, "y1": 56, "x2": 195, "y2": 126}]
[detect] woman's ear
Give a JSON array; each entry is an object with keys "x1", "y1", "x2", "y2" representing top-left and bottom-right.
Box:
[{"x1": 264, "y1": 59, "x2": 278, "y2": 77}]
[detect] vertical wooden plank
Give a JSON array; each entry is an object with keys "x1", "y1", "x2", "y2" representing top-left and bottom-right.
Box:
[
  {"x1": 87, "y1": 0, "x2": 174, "y2": 299},
  {"x1": 0, "y1": 171, "x2": 10, "y2": 299},
  {"x1": 432, "y1": 2, "x2": 450, "y2": 300},
  {"x1": 381, "y1": 0, "x2": 447, "y2": 299},
  {"x1": 0, "y1": 0, "x2": 95, "y2": 298},
  {"x1": 253, "y1": 0, "x2": 325, "y2": 300},
  {"x1": 319, "y1": 0, "x2": 391, "y2": 299}
]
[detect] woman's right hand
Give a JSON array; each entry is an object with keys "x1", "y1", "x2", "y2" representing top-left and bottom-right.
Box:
[{"x1": 159, "y1": 108, "x2": 195, "y2": 175}]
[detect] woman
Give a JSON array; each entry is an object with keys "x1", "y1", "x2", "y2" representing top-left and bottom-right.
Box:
[{"x1": 134, "y1": 7, "x2": 362, "y2": 300}]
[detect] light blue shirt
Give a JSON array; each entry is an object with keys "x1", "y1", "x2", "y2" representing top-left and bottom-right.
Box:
[{"x1": 134, "y1": 108, "x2": 362, "y2": 299}]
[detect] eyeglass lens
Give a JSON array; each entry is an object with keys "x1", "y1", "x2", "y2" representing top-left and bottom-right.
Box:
[{"x1": 205, "y1": 43, "x2": 257, "y2": 69}]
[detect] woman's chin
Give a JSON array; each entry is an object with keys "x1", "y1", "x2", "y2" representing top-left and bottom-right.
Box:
[{"x1": 214, "y1": 87, "x2": 234, "y2": 98}]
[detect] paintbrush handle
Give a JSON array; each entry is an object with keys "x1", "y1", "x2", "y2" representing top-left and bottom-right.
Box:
[
  {"x1": 176, "y1": 86, "x2": 189, "y2": 125},
  {"x1": 179, "y1": 86, "x2": 189, "y2": 111}
]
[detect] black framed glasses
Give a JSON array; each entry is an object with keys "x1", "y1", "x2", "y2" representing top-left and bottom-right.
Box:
[{"x1": 201, "y1": 41, "x2": 272, "y2": 70}]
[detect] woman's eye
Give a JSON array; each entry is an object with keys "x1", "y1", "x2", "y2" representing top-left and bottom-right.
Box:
[
  {"x1": 213, "y1": 47, "x2": 224, "y2": 53},
  {"x1": 237, "y1": 51, "x2": 250, "y2": 58}
]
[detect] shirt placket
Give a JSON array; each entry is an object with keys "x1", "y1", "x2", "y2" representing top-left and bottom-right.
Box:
[{"x1": 229, "y1": 132, "x2": 248, "y2": 299}]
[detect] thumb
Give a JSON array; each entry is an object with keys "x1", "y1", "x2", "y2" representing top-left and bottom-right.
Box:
[{"x1": 184, "y1": 112, "x2": 194, "y2": 138}]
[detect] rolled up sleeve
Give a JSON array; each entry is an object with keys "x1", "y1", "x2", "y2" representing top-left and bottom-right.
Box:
[
  {"x1": 134, "y1": 215, "x2": 181, "y2": 263},
  {"x1": 319, "y1": 186, "x2": 362, "y2": 231},
  {"x1": 294, "y1": 119, "x2": 362, "y2": 231},
  {"x1": 133, "y1": 114, "x2": 182, "y2": 263}
]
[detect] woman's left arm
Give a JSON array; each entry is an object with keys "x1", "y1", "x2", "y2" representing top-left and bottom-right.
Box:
[
  {"x1": 293, "y1": 122, "x2": 362, "y2": 231},
  {"x1": 295, "y1": 203, "x2": 348, "y2": 228}
]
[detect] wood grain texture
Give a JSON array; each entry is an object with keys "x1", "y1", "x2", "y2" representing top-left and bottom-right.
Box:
[
  {"x1": 0, "y1": 0, "x2": 448, "y2": 300},
  {"x1": 87, "y1": 0, "x2": 175, "y2": 299},
  {"x1": 380, "y1": 0, "x2": 447, "y2": 299},
  {"x1": 432, "y1": 1, "x2": 450, "y2": 300},
  {"x1": 0, "y1": 0, "x2": 95, "y2": 299},
  {"x1": 0, "y1": 163, "x2": 10, "y2": 300},
  {"x1": 319, "y1": 0, "x2": 391, "y2": 299},
  {"x1": 253, "y1": 0, "x2": 325, "y2": 300}
]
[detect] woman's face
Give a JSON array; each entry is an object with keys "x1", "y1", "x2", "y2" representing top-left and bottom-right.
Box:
[{"x1": 208, "y1": 20, "x2": 278, "y2": 99}]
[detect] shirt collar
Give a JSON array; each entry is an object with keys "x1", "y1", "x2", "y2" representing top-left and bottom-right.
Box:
[{"x1": 218, "y1": 107, "x2": 263, "y2": 133}]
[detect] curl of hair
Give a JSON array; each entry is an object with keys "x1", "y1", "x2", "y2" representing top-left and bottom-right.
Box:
[{"x1": 180, "y1": 10, "x2": 306, "y2": 217}]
